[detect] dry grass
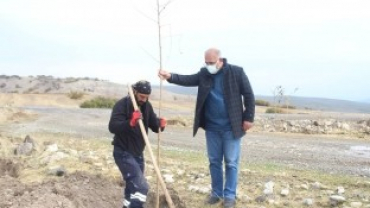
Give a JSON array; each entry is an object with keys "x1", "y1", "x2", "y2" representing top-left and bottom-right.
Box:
[{"x1": 0, "y1": 93, "x2": 94, "y2": 108}]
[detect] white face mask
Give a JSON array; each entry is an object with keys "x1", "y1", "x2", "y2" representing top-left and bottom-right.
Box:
[{"x1": 206, "y1": 62, "x2": 219, "y2": 74}]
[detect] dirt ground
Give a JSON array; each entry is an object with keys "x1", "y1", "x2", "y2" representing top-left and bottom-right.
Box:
[
  {"x1": 0, "y1": 157, "x2": 185, "y2": 208},
  {"x1": 0, "y1": 104, "x2": 370, "y2": 208},
  {"x1": 2, "y1": 106, "x2": 369, "y2": 176}
]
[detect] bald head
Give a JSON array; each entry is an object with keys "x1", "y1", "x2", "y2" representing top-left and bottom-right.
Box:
[{"x1": 205, "y1": 48, "x2": 221, "y2": 58}]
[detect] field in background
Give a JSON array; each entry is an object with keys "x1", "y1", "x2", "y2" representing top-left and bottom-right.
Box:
[{"x1": 0, "y1": 75, "x2": 370, "y2": 207}]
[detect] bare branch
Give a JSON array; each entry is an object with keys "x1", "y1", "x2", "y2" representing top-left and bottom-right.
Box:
[
  {"x1": 139, "y1": 46, "x2": 159, "y2": 64},
  {"x1": 128, "y1": 0, "x2": 157, "y2": 23}
]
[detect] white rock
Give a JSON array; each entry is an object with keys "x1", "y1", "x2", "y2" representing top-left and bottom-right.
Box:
[
  {"x1": 337, "y1": 186, "x2": 345, "y2": 195},
  {"x1": 177, "y1": 169, "x2": 185, "y2": 176},
  {"x1": 330, "y1": 195, "x2": 346, "y2": 203},
  {"x1": 45, "y1": 144, "x2": 58, "y2": 152},
  {"x1": 280, "y1": 189, "x2": 289, "y2": 196},
  {"x1": 188, "y1": 185, "x2": 199, "y2": 192},
  {"x1": 163, "y1": 174, "x2": 174, "y2": 183},
  {"x1": 312, "y1": 182, "x2": 321, "y2": 189},
  {"x1": 240, "y1": 195, "x2": 252, "y2": 203},
  {"x1": 263, "y1": 189, "x2": 274, "y2": 195},
  {"x1": 41, "y1": 151, "x2": 68, "y2": 164},
  {"x1": 301, "y1": 184, "x2": 309, "y2": 190},
  {"x1": 146, "y1": 176, "x2": 153, "y2": 181},
  {"x1": 197, "y1": 187, "x2": 210, "y2": 194},
  {"x1": 342, "y1": 123, "x2": 351, "y2": 131},
  {"x1": 198, "y1": 173, "x2": 206, "y2": 178},
  {"x1": 93, "y1": 163, "x2": 103, "y2": 167},
  {"x1": 265, "y1": 181, "x2": 275, "y2": 190},
  {"x1": 350, "y1": 202, "x2": 363, "y2": 208},
  {"x1": 303, "y1": 198, "x2": 313, "y2": 206}
]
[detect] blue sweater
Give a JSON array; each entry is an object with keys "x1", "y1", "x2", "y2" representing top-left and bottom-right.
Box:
[{"x1": 204, "y1": 69, "x2": 232, "y2": 131}]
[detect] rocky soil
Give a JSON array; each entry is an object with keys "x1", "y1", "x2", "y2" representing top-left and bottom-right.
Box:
[{"x1": 0, "y1": 104, "x2": 370, "y2": 207}]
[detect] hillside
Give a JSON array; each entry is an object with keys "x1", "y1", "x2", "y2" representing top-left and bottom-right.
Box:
[
  {"x1": 0, "y1": 75, "x2": 195, "y2": 103},
  {"x1": 1, "y1": 75, "x2": 370, "y2": 113}
]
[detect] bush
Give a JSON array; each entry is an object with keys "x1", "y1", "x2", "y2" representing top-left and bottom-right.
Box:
[
  {"x1": 280, "y1": 104, "x2": 296, "y2": 109},
  {"x1": 67, "y1": 91, "x2": 84, "y2": 100},
  {"x1": 44, "y1": 87, "x2": 52, "y2": 93},
  {"x1": 255, "y1": 99, "x2": 270, "y2": 106},
  {"x1": 80, "y1": 97, "x2": 117, "y2": 108},
  {"x1": 0, "y1": 83, "x2": 6, "y2": 88},
  {"x1": 64, "y1": 77, "x2": 79, "y2": 83},
  {"x1": 24, "y1": 87, "x2": 37, "y2": 93},
  {"x1": 265, "y1": 107, "x2": 284, "y2": 114}
]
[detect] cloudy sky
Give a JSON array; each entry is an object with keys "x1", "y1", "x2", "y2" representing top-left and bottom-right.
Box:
[{"x1": 1, "y1": 0, "x2": 369, "y2": 102}]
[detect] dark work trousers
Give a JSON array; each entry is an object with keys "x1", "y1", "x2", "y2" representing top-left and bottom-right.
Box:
[{"x1": 113, "y1": 145, "x2": 148, "y2": 208}]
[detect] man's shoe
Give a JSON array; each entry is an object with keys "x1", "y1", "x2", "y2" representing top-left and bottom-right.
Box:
[
  {"x1": 223, "y1": 198, "x2": 236, "y2": 208},
  {"x1": 205, "y1": 195, "x2": 221, "y2": 205}
]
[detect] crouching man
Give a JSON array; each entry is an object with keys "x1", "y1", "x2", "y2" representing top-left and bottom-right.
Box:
[{"x1": 108, "y1": 80, "x2": 167, "y2": 208}]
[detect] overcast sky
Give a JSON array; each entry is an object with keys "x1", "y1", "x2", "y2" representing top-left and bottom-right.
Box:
[{"x1": 1, "y1": 0, "x2": 369, "y2": 102}]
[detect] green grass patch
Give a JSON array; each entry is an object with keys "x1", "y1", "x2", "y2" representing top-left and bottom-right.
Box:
[
  {"x1": 265, "y1": 107, "x2": 285, "y2": 113},
  {"x1": 80, "y1": 96, "x2": 117, "y2": 108},
  {"x1": 280, "y1": 104, "x2": 296, "y2": 109},
  {"x1": 67, "y1": 91, "x2": 84, "y2": 100},
  {"x1": 255, "y1": 99, "x2": 270, "y2": 106}
]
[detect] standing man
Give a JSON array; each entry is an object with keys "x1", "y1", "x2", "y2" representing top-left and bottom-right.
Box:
[
  {"x1": 109, "y1": 80, "x2": 167, "y2": 208},
  {"x1": 158, "y1": 48, "x2": 255, "y2": 208}
]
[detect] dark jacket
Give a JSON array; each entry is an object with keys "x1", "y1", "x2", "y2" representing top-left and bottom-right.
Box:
[
  {"x1": 108, "y1": 95, "x2": 161, "y2": 156},
  {"x1": 168, "y1": 58, "x2": 255, "y2": 139}
]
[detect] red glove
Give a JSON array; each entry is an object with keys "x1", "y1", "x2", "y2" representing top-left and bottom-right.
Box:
[
  {"x1": 159, "y1": 118, "x2": 167, "y2": 128},
  {"x1": 130, "y1": 110, "x2": 142, "y2": 127}
]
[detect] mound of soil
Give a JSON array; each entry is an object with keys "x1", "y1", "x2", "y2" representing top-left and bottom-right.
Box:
[
  {"x1": 0, "y1": 171, "x2": 122, "y2": 208},
  {"x1": 0, "y1": 169, "x2": 185, "y2": 208}
]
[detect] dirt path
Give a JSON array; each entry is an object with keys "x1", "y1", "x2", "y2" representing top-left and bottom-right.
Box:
[{"x1": 2, "y1": 107, "x2": 370, "y2": 177}]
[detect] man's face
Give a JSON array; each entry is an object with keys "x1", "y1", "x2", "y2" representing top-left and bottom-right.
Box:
[
  {"x1": 135, "y1": 92, "x2": 150, "y2": 106},
  {"x1": 205, "y1": 52, "x2": 220, "y2": 67}
]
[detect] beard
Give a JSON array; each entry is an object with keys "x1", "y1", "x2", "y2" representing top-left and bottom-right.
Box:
[{"x1": 137, "y1": 101, "x2": 145, "y2": 106}]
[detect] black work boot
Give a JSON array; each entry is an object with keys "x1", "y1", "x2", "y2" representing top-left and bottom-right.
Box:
[{"x1": 205, "y1": 195, "x2": 221, "y2": 205}]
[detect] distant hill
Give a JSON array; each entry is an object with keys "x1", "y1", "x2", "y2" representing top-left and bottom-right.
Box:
[
  {"x1": 1, "y1": 75, "x2": 369, "y2": 113},
  {"x1": 160, "y1": 85, "x2": 370, "y2": 114},
  {"x1": 256, "y1": 95, "x2": 370, "y2": 114},
  {"x1": 0, "y1": 75, "x2": 195, "y2": 102}
]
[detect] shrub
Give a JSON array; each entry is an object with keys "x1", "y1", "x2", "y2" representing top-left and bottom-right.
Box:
[
  {"x1": 280, "y1": 104, "x2": 296, "y2": 109},
  {"x1": 64, "y1": 77, "x2": 79, "y2": 83},
  {"x1": 265, "y1": 107, "x2": 284, "y2": 114},
  {"x1": 0, "y1": 83, "x2": 6, "y2": 88},
  {"x1": 67, "y1": 91, "x2": 84, "y2": 100},
  {"x1": 24, "y1": 87, "x2": 37, "y2": 93},
  {"x1": 44, "y1": 87, "x2": 52, "y2": 93},
  {"x1": 255, "y1": 99, "x2": 270, "y2": 106},
  {"x1": 80, "y1": 97, "x2": 117, "y2": 108},
  {"x1": 15, "y1": 84, "x2": 22, "y2": 88},
  {"x1": 10, "y1": 75, "x2": 21, "y2": 80}
]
